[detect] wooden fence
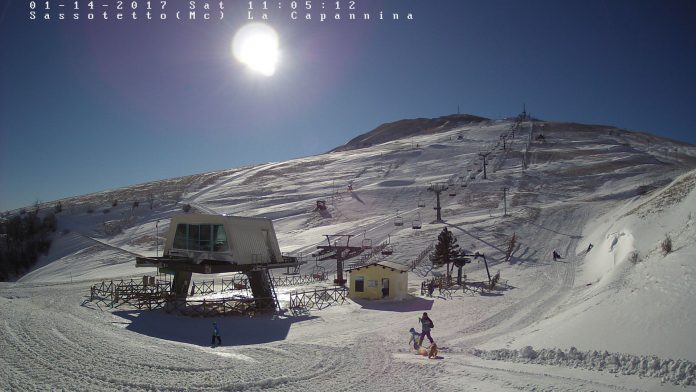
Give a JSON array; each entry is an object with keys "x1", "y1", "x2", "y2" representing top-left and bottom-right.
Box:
[
  {"x1": 420, "y1": 271, "x2": 507, "y2": 298},
  {"x1": 271, "y1": 274, "x2": 327, "y2": 287},
  {"x1": 89, "y1": 278, "x2": 171, "y2": 310},
  {"x1": 88, "y1": 273, "x2": 332, "y2": 316},
  {"x1": 190, "y1": 280, "x2": 215, "y2": 296},
  {"x1": 289, "y1": 286, "x2": 348, "y2": 312},
  {"x1": 163, "y1": 296, "x2": 275, "y2": 317}
]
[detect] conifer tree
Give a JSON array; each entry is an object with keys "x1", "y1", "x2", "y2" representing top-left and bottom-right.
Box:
[{"x1": 429, "y1": 227, "x2": 460, "y2": 278}]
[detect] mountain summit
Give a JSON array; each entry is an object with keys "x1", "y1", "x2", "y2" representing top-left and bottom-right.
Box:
[{"x1": 330, "y1": 114, "x2": 489, "y2": 152}]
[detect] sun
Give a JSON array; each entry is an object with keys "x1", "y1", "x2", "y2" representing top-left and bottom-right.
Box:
[{"x1": 232, "y1": 23, "x2": 280, "y2": 77}]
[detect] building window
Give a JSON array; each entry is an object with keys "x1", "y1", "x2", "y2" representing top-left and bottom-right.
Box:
[
  {"x1": 173, "y1": 224, "x2": 188, "y2": 249},
  {"x1": 172, "y1": 223, "x2": 229, "y2": 252},
  {"x1": 199, "y1": 224, "x2": 212, "y2": 251},
  {"x1": 355, "y1": 276, "x2": 364, "y2": 292},
  {"x1": 213, "y1": 225, "x2": 228, "y2": 252}
]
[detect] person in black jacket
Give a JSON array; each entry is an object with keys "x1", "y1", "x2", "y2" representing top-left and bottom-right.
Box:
[{"x1": 418, "y1": 312, "x2": 434, "y2": 346}]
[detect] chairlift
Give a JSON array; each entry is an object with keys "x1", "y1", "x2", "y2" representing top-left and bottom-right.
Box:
[
  {"x1": 394, "y1": 210, "x2": 404, "y2": 227},
  {"x1": 361, "y1": 231, "x2": 372, "y2": 249},
  {"x1": 412, "y1": 212, "x2": 422, "y2": 230},
  {"x1": 418, "y1": 198, "x2": 425, "y2": 208},
  {"x1": 311, "y1": 256, "x2": 326, "y2": 280},
  {"x1": 381, "y1": 235, "x2": 394, "y2": 256},
  {"x1": 449, "y1": 189, "x2": 457, "y2": 196}
]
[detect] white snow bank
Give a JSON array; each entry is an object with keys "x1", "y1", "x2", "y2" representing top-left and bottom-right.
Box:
[
  {"x1": 472, "y1": 346, "x2": 696, "y2": 386},
  {"x1": 579, "y1": 229, "x2": 634, "y2": 286}
]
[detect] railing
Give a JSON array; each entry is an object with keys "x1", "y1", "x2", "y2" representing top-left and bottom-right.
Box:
[
  {"x1": 270, "y1": 273, "x2": 327, "y2": 287},
  {"x1": 89, "y1": 278, "x2": 171, "y2": 310},
  {"x1": 163, "y1": 296, "x2": 275, "y2": 317},
  {"x1": 221, "y1": 277, "x2": 249, "y2": 292},
  {"x1": 410, "y1": 242, "x2": 435, "y2": 270},
  {"x1": 190, "y1": 280, "x2": 215, "y2": 296},
  {"x1": 88, "y1": 272, "x2": 333, "y2": 316},
  {"x1": 289, "y1": 286, "x2": 349, "y2": 311}
]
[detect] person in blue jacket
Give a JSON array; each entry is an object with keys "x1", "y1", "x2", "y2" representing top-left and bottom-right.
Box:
[{"x1": 211, "y1": 322, "x2": 222, "y2": 347}]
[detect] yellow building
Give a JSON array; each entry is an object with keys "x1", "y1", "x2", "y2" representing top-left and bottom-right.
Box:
[{"x1": 347, "y1": 261, "x2": 409, "y2": 300}]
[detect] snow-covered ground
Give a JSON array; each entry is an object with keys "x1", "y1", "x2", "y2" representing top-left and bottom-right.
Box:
[{"x1": 2, "y1": 119, "x2": 696, "y2": 391}]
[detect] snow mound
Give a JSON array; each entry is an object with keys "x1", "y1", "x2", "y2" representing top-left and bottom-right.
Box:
[
  {"x1": 472, "y1": 346, "x2": 696, "y2": 386},
  {"x1": 580, "y1": 230, "x2": 635, "y2": 285}
]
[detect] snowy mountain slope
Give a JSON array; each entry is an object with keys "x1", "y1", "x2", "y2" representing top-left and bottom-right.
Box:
[
  {"x1": 486, "y1": 170, "x2": 696, "y2": 361},
  {"x1": 330, "y1": 114, "x2": 489, "y2": 152},
  {"x1": 2, "y1": 117, "x2": 696, "y2": 391}
]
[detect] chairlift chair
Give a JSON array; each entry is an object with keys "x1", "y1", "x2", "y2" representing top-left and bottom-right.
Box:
[
  {"x1": 418, "y1": 198, "x2": 425, "y2": 208},
  {"x1": 394, "y1": 210, "x2": 404, "y2": 227},
  {"x1": 311, "y1": 257, "x2": 326, "y2": 280},
  {"x1": 381, "y1": 244, "x2": 394, "y2": 256},
  {"x1": 412, "y1": 213, "x2": 422, "y2": 230},
  {"x1": 361, "y1": 231, "x2": 372, "y2": 249}
]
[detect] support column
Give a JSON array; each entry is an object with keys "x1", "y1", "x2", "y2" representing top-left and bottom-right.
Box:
[
  {"x1": 171, "y1": 271, "x2": 192, "y2": 297},
  {"x1": 246, "y1": 270, "x2": 274, "y2": 310}
]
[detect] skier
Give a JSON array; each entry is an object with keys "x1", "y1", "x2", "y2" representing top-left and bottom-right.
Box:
[
  {"x1": 587, "y1": 243, "x2": 594, "y2": 253},
  {"x1": 211, "y1": 322, "x2": 222, "y2": 347},
  {"x1": 552, "y1": 250, "x2": 562, "y2": 261},
  {"x1": 427, "y1": 280, "x2": 435, "y2": 297},
  {"x1": 408, "y1": 327, "x2": 421, "y2": 349},
  {"x1": 418, "y1": 312, "x2": 434, "y2": 347}
]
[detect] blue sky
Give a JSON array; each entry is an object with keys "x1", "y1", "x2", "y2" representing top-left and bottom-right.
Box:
[{"x1": 1, "y1": 0, "x2": 695, "y2": 211}]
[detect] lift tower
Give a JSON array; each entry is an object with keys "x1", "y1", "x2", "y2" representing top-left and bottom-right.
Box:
[
  {"x1": 478, "y1": 152, "x2": 491, "y2": 180},
  {"x1": 428, "y1": 182, "x2": 449, "y2": 222}
]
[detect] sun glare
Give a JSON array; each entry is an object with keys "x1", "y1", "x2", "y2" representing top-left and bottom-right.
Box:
[{"x1": 232, "y1": 23, "x2": 280, "y2": 77}]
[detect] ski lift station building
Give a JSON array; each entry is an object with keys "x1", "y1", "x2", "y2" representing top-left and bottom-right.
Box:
[
  {"x1": 347, "y1": 261, "x2": 409, "y2": 301},
  {"x1": 137, "y1": 214, "x2": 299, "y2": 302},
  {"x1": 162, "y1": 214, "x2": 283, "y2": 266}
]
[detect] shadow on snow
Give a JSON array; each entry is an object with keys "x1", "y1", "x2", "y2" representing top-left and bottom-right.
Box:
[
  {"x1": 112, "y1": 309, "x2": 317, "y2": 347},
  {"x1": 352, "y1": 295, "x2": 434, "y2": 312}
]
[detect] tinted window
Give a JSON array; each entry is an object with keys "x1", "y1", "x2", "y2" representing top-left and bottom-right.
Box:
[
  {"x1": 187, "y1": 224, "x2": 200, "y2": 250},
  {"x1": 173, "y1": 224, "x2": 187, "y2": 249},
  {"x1": 213, "y1": 225, "x2": 228, "y2": 252},
  {"x1": 199, "y1": 224, "x2": 212, "y2": 251}
]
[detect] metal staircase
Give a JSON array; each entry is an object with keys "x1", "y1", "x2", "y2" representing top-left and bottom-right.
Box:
[{"x1": 265, "y1": 269, "x2": 280, "y2": 312}]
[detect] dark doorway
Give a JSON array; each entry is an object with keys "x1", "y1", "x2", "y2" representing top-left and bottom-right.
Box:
[{"x1": 381, "y1": 278, "x2": 390, "y2": 298}]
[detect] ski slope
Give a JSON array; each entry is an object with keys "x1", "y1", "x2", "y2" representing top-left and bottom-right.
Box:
[{"x1": 2, "y1": 119, "x2": 696, "y2": 391}]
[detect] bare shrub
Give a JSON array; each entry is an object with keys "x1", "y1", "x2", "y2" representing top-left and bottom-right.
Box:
[
  {"x1": 628, "y1": 251, "x2": 641, "y2": 264},
  {"x1": 661, "y1": 235, "x2": 672, "y2": 255}
]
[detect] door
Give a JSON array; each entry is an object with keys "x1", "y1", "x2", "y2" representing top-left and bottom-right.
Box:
[{"x1": 381, "y1": 278, "x2": 390, "y2": 298}]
